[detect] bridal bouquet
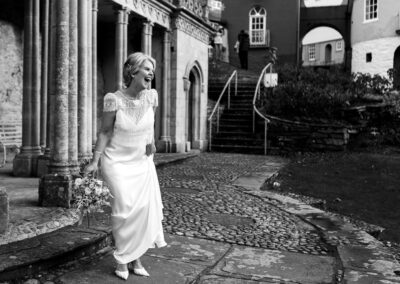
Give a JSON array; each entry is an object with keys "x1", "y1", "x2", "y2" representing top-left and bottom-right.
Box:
[{"x1": 71, "y1": 176, "x2": 112, "y2": 220}]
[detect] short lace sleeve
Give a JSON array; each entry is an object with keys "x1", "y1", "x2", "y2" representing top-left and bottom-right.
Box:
[
  {"x1": 150, "y1": 89, "x2": 158, "y2": 107},
  {"x1": 103, "y1": 92, "x2": 118, "y2": 112}
]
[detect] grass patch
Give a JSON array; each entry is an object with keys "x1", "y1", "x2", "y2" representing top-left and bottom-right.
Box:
[{"x1": 270, "y1": 151, "x2": 400, "y2": 243}]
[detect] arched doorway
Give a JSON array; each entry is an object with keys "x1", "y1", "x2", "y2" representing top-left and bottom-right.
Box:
[
  {"x1": 325, "y1": 44, "x2": 332, "y2": 63},
  {"x1": 185, "y1": 69, "x2": 200, "y2": 150},
  {"x1": 394, "y1": 46, "x2": 400, "y2": 89}
]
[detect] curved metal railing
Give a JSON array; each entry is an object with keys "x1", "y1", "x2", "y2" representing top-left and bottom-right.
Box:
[
  {"x1": 208, "y1": 70, "x2": 238, "y2": 151},
  {"x1": 253, "y1": 64, "x2": 348, "y2": 155},
  {"x1": 252, "y1": 63, "x2": 272, "y2": 155}
]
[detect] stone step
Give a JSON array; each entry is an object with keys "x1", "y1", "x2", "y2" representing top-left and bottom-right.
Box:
[
  {"x1": 213, "y1": 130, "x2": 255, "y2": 136},
  {"x1": 212, "y1": 138, "x2": 266, "y2": 147},
  {"x1": 219, "y1": 118, "x2": 253, "y2": 125},
  {"x1": 221, "y1": 109, "x2": 253, "y2": 116},
  {"x1": 0, "y1": 215, "x2": 112, "y2": 282},
  {"x1": 221, "y1": 113, "x2": 253, "y2": 120},
  {"x1": 209, "y1": 144, "x2": 269, "y2": 155}
]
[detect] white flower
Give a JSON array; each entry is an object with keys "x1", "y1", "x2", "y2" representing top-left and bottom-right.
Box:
[
  {"x1": 84, "y1": 187, "x2": 91, "y2": 195},
  {"x1": 75, "y1": 178, "x2": 82, "y2": 186},
  {"x1": 273, "y1": 181, "x2": 281, "y2": 188},
  {"x1": 95, "y1": 186, "x2": 102, "y2": 196}
]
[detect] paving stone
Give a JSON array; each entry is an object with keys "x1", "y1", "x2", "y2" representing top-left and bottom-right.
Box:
[
  {"x1": 210, "y1": 246, "x2": 336, "y2": 284},
  {"x1": 57, "y1": 252, "x2": 205, "y2": 284}
]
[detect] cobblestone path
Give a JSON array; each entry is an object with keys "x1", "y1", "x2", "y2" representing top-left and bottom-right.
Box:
[{"x1": 158, "y1": 153, "x2": 332, "y2": 256}]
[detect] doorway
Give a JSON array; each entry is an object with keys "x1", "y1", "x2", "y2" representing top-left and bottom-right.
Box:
[
  {"x1": 325, "y1": 44, "x2": 332, "y2": 64},
  {"x1": 394, "y1": 46, "x2": 400, "y2": 89}
]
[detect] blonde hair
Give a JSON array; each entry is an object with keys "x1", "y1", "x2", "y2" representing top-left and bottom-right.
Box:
[{"x1": 122, "y1": 52, "x2": 156, "y2": 87}]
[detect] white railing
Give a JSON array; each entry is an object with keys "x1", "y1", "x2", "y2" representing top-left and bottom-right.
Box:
[
  {"x1": 208, "y1": 70, "x2": 238, "y2": 151},
  {"x1": 252, "y1": 63, "x2": 272, "y2": 155}
]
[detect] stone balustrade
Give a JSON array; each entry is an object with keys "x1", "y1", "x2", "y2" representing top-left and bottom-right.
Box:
[{"x1": 174, "y1": 0, "x2": 208, "y2": 19}]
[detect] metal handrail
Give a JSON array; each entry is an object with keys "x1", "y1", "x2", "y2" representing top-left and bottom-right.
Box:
[
  {"x1": 208, "y1": 70, "x2": 238, "y2": 151},
  {"x1": 252, "y1": 63, "x2": 272, "y2": 155},
  {"x1": 253, "y1": 63, "x2": 347, "y2": 155}
]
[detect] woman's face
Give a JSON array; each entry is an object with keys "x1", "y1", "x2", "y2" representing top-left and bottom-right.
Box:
[{"x1": 132, "y1": 59, "x2": 154, "y2": 90}]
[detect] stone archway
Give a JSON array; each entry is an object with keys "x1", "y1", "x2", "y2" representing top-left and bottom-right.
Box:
[
  {"x1": 393, "y1": 46, "x2": 400, "y2": 89},
  {"x1": 183, "y1": 61, "x2": 204, "y2": 151}
]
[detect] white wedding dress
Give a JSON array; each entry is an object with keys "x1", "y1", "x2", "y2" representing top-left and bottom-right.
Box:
[{"x1": 101, "y1": 89, "x2": 166, "y2": 265}]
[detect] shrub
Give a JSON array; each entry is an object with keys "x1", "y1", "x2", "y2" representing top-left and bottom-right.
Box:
[{"x1": 261, "y1": 64, "x2": 395, "y2": 121}]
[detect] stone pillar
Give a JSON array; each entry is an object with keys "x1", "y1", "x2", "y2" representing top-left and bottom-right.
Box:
[
  {"x1": 69, "y1": 0, "x2": 79, "y2": 175},
  {"x1": 123, "y1": 8, "x2": 129, "y2": 61},
  {"x1": 86, "y1": 0, "x2": 93, "y2": 156},
  {"x1": 141, "y1": 20, "x2": 153, "y2": 56},
  {"x1": 115, "y1": 7, "x2": 125, "y2": 90},
  {"x1": 78, "y1": 0, "x2": 88, "y2": 160},
  {"x1": 158, "y1": 29, "x2": 171, "y2": 152},
  {"x1": 39, "y1": 0, "x2": 74, "y2": 208},
  {"x1": 13, "y1": 0, "x2": 42, "y2": 177},
  {"x1": 92, "y1": 0, "x2": 98, "y2": 144},
  {"x1": 0, "y1": 187, "x2": 8, "y2": 235},
  {"x1": 40, "y1": 0, "x2": 49, "y2": 149},
  {"x1": 37, "y1": 0, "x2": 51, "y2": 177}
]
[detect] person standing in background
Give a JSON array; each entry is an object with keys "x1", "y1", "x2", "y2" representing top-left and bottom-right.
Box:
[
  {"x1": 213, "y1": 27, "x2": 224, "y2": 61},
  {"x1": 238, "y1": 30, "x2": 249, "y2": 70}
]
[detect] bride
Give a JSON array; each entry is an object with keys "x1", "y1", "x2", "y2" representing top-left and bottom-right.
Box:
[{"x1": 84, "y1": 52, "x2": 166, "y2": 280}]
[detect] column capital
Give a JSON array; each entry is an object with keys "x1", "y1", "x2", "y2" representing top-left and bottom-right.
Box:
[
  {"x1": 143, "y1": 19, "x2": 154, "y2": 27},
  {"x1": 113, "y1": 4, "x2": 129, "y2": 13}
]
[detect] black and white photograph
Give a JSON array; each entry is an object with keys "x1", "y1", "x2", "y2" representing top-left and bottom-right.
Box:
[{"x1": 0, "y1": 0, "x2": 400, "y2": 283}]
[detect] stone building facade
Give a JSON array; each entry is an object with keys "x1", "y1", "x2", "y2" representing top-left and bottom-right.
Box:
[
  {"x1": 0, "y1": 0, "x2": 213, "y2": 207},
  {"x1": 302, "y1": 38, "x2": 345, "y2": 67},
  {"x1": 351, "y1": 0, "x2": 400, "y2": 83},
  {"x1": 220, "y1": 0, "x2": 300, "y2": 73}
]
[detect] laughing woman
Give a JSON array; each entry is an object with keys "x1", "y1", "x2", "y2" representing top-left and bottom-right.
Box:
[{"x1": 84, "y1": 52, "x2": 167, "y2": 280}]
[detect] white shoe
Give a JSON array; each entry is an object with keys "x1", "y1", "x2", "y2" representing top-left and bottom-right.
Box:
[
  {"x1": 115, "y1": 269, "x2": 129, "y2": 280},
  {"x1": 133, "y1": 267, "x2": 150, "y2": 277}
]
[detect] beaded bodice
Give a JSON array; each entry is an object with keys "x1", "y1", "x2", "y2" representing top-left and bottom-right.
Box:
[{"x1": 103, "y1": 89, "x2": 158, "y2": 124}]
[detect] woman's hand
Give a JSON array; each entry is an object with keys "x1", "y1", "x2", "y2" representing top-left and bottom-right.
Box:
[
  {"x1": 145, "y1": 143, "x2": 156, "y2": 156},
  {"x1": 83, "y1": 161, "x2": 98, "y2": 176}
]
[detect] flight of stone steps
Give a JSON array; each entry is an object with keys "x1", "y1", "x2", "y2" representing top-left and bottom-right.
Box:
[{"x1": 208, "y1": 69, "x2": 276, "y2": 155}]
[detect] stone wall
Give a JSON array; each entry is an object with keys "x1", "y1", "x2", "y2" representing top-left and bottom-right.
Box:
[
  {"x1": 266, "y1": 123, "x2": 350, "y2": 152},
  {"x1": 0, "y1": 20, "x2": 23, "y2": 122},
  {"x1": 352, "y1": 37, "x2": 400, "y2": 77},
  {"x1": 170, "y1": 22, "x2": 209, "y2": 152}
]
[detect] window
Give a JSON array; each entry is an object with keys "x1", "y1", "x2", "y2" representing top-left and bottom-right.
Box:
[
  {"x1": 211, "y1": 0, "x2": 222, "y2": 10},
  {"x1": 365, "y1": 0, "x2": 378, "y2": 21},
  {"x1": 309, "y1": 44, "x2": 316, "y2": 61},
  {"x1": 249, "y1": 7, "x2": 267, "y2": 46},
  {"x1": 336, "y1": 41, "x2": 343, "y2": 51},
  {"x1": 366, "y1": 52, "x2": 372, "y2": 62}
]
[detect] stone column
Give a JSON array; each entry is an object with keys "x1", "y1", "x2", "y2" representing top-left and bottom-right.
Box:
[
  {"x1": 78, "y1": 0, "x2": 88, "y2": 160},
  {"x1": 39, "y1": 0, "x2": 74, "y2": 208},
  {"x1": 37, "y1": 0, "x2": 51, "y2": 176},
  {"x1": 92, "y1": 0, "x2": 98, "y2": 144},
  {"x1": 115, "y1": 7, "x2": 125, "y2": 90},
  {"x1": 141, "y1": 20, "x2": 153, "y2": 55},
  {"x1": 158, "y1": 29, "x2": 171, "y2": 152},
  {"x1": 40, "y1": 0, "x2": 49, "y2": 149},
  {"x1": 86, "y1": 0, "x2": 93, "y2": 156},
  {"x1": 69, "y1": 0, "x2": 79, "y2": 175},
  {"x1": 13, "y1": 0, "x2": 42, "y2": 177}
]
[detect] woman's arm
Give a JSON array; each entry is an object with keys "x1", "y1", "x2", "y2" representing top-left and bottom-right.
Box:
[
  {"x1": 146, "y1": 105, "x2": 157, "y2": 156},
  {"x1": 84, "y1": 110, "x2": 116, "y2": 174}
]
